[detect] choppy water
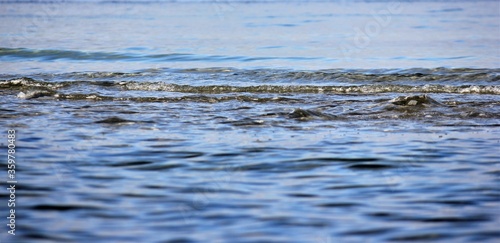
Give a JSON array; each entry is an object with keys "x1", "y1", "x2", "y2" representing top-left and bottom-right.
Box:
[{"x1": 1, "y1": 1, "x2": 500, "y2": 242}]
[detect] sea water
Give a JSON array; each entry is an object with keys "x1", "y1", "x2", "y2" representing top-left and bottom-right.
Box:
[{"x1": 0, "y1": 0, "x2": 499, "y2": 242}]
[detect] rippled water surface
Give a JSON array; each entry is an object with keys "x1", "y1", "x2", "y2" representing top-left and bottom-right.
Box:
[{"x1": 1, "y1": 1, "x2": 499, "y2": 242}]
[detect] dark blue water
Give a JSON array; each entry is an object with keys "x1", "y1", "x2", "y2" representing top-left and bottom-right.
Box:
[{"x1": 1, "y1": 1, "x2": 499, "y2": 242}]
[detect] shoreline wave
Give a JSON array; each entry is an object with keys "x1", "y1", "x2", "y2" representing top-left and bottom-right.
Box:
[{"x1": 2, "y1": 77, "x2": 499, "y2": 95}]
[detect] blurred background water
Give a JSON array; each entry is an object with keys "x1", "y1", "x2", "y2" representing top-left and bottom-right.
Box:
[
  {"x1": 0, "y1": 0, "x2": 499, "y2": 242},
  {"x1": 1, "y1": 0, "x2": 499, "y2": 72}
]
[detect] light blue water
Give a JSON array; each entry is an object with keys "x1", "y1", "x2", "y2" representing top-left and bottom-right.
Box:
[
  {"x1": 0, "y1": 1, "x2": 499, "y2": 242},
  {"x1": 1, "y1": 0, "x2": 499, "y2": 72}
]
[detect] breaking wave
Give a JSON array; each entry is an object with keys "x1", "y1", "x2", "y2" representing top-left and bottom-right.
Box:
[{"x1": 2, "y1": 77, "x2": 499, "y2": 95}]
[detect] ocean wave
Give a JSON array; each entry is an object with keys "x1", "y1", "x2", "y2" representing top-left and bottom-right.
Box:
[
  {"x1": 121, "y1": 82, "x2": 500, "y2": 94},
  {"x1": 2, "y1": 66, "x2": 498, "y2": 84},
  {"x1": 2, "y1": 77, "x2": 499, "y2": 95},
  {"x1": 0, "y1": 47, "x2": 322, "y2": 63}
]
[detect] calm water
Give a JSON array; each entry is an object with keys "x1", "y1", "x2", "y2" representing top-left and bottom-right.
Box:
[{"x1": 1, "y1": 1, "x2": 500, "y2": 242}]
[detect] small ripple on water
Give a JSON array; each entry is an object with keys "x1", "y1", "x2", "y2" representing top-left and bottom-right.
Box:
[{"x1": 1, "y1": 68, "x2": 499, "y2": 242}]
